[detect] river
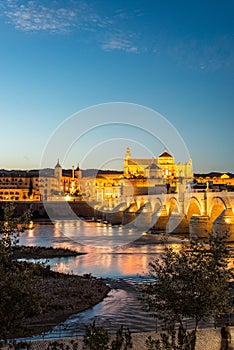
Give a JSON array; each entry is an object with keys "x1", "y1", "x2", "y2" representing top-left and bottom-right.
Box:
[{"x1": 18, "y1": 220, "x2": 187, "y2": 340}]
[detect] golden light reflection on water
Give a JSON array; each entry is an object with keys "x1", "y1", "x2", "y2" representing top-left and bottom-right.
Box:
[
  {"x1": 21, "y1": 220, "x2": 230, "y2": 277},
  {"x1": 27, "y1": 227, "x2": 34, "y2": 238},
  {"x1": 52, "y1": 252, "x2": 152, "y2": 277},
  {"x1": 50, "y1": 240, "x2": 172, "y2": 277}
]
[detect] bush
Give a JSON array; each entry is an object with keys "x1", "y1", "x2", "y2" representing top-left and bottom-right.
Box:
[{"x1": 82, "y1": 321, "x2": 132, "y2": 350}]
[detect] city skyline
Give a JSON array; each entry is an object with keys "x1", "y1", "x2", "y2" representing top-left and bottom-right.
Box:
[{"x1": 0, "y1": 1, "x2": 233, "y2": 172}]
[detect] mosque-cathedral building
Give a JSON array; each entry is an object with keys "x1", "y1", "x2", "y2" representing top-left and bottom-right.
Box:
[{"x1": 0, "y1": 148, "x2": 233, "y2": 202}]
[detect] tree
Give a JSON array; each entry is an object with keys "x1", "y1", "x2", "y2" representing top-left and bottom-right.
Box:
[
  {"x1": 0, "y1": 203, "x2": 42, "y2": 339},
  {"x1": 145, "y1": 325, "x2": 196, "y2": 350},
  {"x1": 0, "y1": 203, "x2": 31, "y2": 266},
  {"x1": 82, "y1": 321, "x2": 132, "y2": 350},
  {"x1": 140, "y1": 233, "x2": 233, "y2": 349}
]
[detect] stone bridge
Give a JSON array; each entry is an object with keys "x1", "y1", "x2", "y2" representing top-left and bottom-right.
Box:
[{"x1": 94, "y1": 191, "x2": 234, "y2": 239}]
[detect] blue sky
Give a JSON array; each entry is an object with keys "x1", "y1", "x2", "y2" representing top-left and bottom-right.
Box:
[{"x1": 0, "y1": 0, "x2": 233, "y2": 173}]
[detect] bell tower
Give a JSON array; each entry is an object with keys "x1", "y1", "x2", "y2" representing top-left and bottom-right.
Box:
[
  {"x1": 54, "y1": 159, "x2": 62, "y2": 192},
  {"x1": 124, "y1": 147, "x2": 131, "y2": 177}
]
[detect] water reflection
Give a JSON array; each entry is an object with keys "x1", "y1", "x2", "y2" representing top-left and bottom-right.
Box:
[
  {"x1": 52, "y1": 220, "x2": 144, "y2": 248},
  {"x1": 49, "y1": 253, "x2": 151, "y2": 278},
  {"x1": 19, "y1": 220, "x2": 185, "y2": 278},
  {"x1": 18, "y1": 220, "x2": 189, "y2": 338}
]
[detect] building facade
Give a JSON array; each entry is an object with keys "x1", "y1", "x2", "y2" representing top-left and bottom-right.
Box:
[{"x1": 3, "y1": 148, "x2": 233, "y2": 203}]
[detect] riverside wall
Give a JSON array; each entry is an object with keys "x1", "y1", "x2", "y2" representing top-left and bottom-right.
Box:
[{"x1": 0, "y1": 200, "x2": 97, "y2": 219}]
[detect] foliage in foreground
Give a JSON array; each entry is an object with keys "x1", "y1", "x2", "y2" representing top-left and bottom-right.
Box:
[
  {"x1": 0, "y1": 203, "x2": 44, "y2": 339},
  {"x1": 140, "y1": 233, "x2": 233, "y2": 348},
  {"x1": 82, "y1": 322, "x2": 132, "y2": 350},
  {"x1": 0, "y1": 323, "x2": 132, "y2": 350},
  {"x1": 146, "y1": 325, "x2": 196, "y2": 350}
]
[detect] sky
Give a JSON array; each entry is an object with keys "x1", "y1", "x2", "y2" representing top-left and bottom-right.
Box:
[{"x1": 0, "y1": 0, "x2": 233, "y2": 173}]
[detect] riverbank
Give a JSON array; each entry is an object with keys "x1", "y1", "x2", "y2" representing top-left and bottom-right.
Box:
[
  {"x1": 131, "y1": 232, "x2": 188, "y2": 245},
  {"x1": 24, "y1": 269, "x2": 110, "y2": 337},
  {"x1": 12, "y1": 245, "x2": 86, "y2": 259},
  {"x1": 9, "y1": 328, "x2": 231, "y2": 350}
]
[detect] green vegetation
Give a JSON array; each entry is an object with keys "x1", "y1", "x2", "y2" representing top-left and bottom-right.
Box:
[
  {"x1": 0, "y1": 203, "x2": 109, "y2": 340},
  {"x1": 1, "y1": 202, "x2": 232, "y2": 347},
  {"x1": 0, "y1": 203, "x2": 44, "y2": 339},
  {"x1": 145, "y1": 325, "x2": 196, "y2": 350},
  {"x1": 80, "y1": 321, "x2": 133, "y2": 350},
  {"x1": 0, "y1": 323, "x2": 132, "y2": 350},
  {"x1": 140, "y1": 234, "x2": 233, "y2": 349}
]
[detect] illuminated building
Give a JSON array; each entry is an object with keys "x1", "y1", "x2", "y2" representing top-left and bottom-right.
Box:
[
  {"x1": 0, "y1": 160, "x2": 79, "y2": 201},
  {"x1": 7, "y1": 148, "x2": 234, "y2": 202},
  {"x1": 122, "y1": 147, "x2": 193, "y2": 195},
  {"x1": 194, "y1": 173, "x2": 234, "y2": 192}
]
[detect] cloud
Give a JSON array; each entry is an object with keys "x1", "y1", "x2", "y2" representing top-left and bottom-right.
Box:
[
  {"x1": 2, "y1": 0, "x2": 106, "y2": 33},
  {"x1": 1, "y1": 0, "x2": 139, "y2": 53},
  {"x1": 102, "y1": 36, "x2": 138, "y2": 53}
]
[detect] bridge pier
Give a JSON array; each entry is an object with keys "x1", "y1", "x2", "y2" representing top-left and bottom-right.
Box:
[
  {"x1": 134, "y1": 211, "x2": 153, "y2": 230},
  {"x1": 189, "y1": 215, "x2": 212, "y2": 239},
  {"x1": 105, "y1": 211, "x2": 124, "y2": 225},
  {"x1": 151, "y1": 205, "x2": 169, "y2": 232},
  {"x1": 166, "y1": 214, "x2": 189, "y2": 234},
  {"x1": 92, "y1": 192, "x2": 234, "y2": 237},
  {"x1": 122, "y1": 202, "x2": 138, "y2": 226},
  {"x1": 213, "y1": 208, "x2": 234, "y2": 242}
]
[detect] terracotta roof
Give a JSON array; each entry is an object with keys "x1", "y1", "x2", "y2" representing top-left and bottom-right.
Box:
[{"x1": 159, "y1": 151, "x2": 173, "y2": 158}]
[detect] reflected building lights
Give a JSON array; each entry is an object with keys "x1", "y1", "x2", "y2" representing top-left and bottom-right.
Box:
[{"x1": 27, "y1": 228, "x2": 35, "y2": 238}]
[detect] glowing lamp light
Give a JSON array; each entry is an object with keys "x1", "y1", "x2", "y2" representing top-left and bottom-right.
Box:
[{"x1": 65, "y1": 194, "x2": 71, "y2": 201}]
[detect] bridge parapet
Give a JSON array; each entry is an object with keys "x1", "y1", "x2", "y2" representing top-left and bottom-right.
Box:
[
  {"x1": 96, "y1": 192, "x2": 234, "y2": 234},
  {"x1": 126, "y1": 191, "x2": 234, "y2": 218}
]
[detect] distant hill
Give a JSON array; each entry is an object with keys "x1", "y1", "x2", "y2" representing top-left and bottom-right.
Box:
[
  {"x1": 194, "y1": 172, "x2": 234, "y2": 178},
  {"x1": 0, "y1": 168, "x2": 123, "y2": 178},
  {"x1": 1, "y1": 168, "x2": 233, "y2": 179},
  {"x1": 81, "y1": 169, "x2": 123, "y2": 177}
]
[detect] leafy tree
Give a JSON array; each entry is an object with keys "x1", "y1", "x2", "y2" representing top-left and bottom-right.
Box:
[
  {"x1": 82, "y1": 321, "x2": 132, "y2": 350},
  {"x1": 0, "y1": 203, "x2": 31, "y2": 266},
  {"x1": 0, "y1": 203, "x2": 42, "y2": 339},
  {"x1": 111, "y1": 325, "x2": 132, "y2": 350},
  {"x1": 141, "y1": 233, "x2": 233, "y2": 349},
  {"x1": 83, "y1": 321, "x2": 110, "y2": 350},
  {"x1": 145, "y1": 325, "x2": 196, "y2": 350}
]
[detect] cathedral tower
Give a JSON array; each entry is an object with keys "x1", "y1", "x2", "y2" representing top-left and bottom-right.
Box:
[
  {"x1": 54, "y1": 159, "x2": 62, "y2": 192},
  {"x1": 124, "y1": 147, "x2": 131, "y2": 177}
]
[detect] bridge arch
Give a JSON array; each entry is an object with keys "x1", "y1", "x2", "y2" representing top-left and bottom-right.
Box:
[
  {"x1": 153, "y1": 198, "x2": 163, "y2": 213},
  {"x1": 138, "y1": 201, "x2": 152, "y2": 213},
  {"x1": 126, "y1": 201, "x2": 138, "y2": 213},
  {"x1": 168, "y1": 197, "x2": 180, "y2": 215},
  {"x1": 135, "y1": 196, "x2": 149, "y2": 209},
  {"x1": 113, "y1": 202, "x2": 128, "y2": 212},
  {"x1": 186, "y1": 197, "x2": 202, "y2": 220},
  {"x1": 209, "y1": 196, "x2": 227, "y2": 222}
]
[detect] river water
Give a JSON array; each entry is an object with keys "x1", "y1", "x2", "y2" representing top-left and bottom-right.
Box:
[{"x1": 19, "y1": 220, "x2": 186, "y2": 340}]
